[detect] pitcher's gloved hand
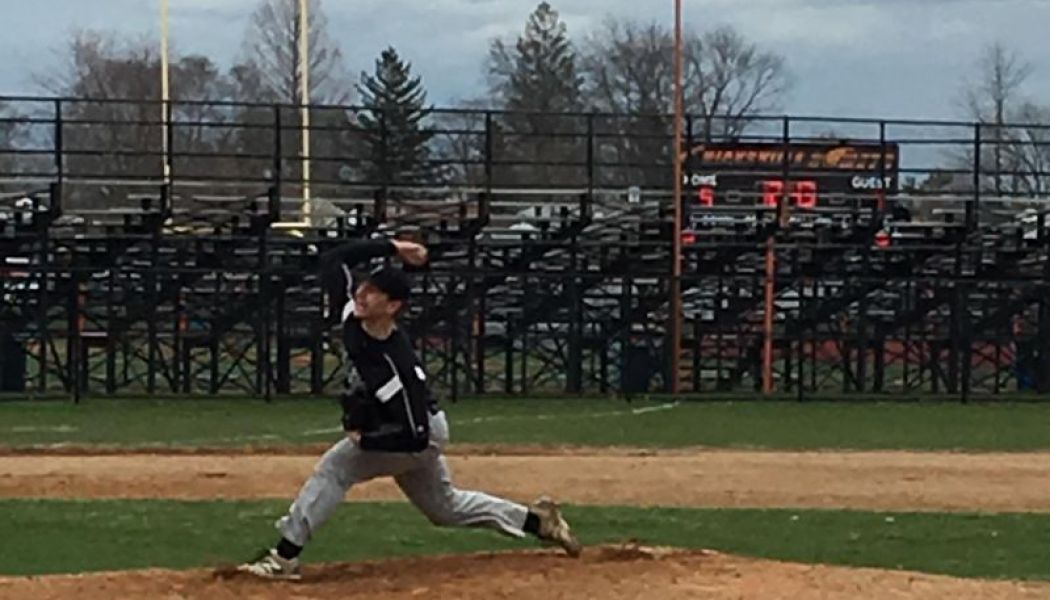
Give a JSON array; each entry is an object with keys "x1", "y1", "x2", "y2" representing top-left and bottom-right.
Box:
[{"x1": 340, "y1": 392, "x2": 369, "y2": 433}]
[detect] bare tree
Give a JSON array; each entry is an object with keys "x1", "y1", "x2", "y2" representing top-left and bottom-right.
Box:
[
  {"x1": 1006, "y1": 103, "x2": 1050, "y2": 197},
  {"x1": 34, "y1": 31, "x2": 260, "y2": 206},
  {"x1": 582, "y1": 20, "x2": 672, "y2": 114},
  {"x1": 580, "y1": 20, "x2": 789, "y2": 187},
  {"x1": 687, "y1": 26, "x2": 789, "y2": 140},
  {"x1": 240, "y1": 0, "x2": 351, "y2": 105},
  {"x1": 582, "y1": 21, "x2": 788, "y2": 138},
  {"x1": 36, "y1": 31, "x2": 165, "y2": 207},
  {"x1": 958, "y1": 43, "x2": 1049, "y2": 199},
  {"x1": 237, "y1": 0, "x2": 355, "y2": 197},
  {"x1": 962, "y1": 43, "x2": 1034, "y2": 195},
  {"x1": 0, "y1": 100, "x2": 25, "y2": 186},
  {"x1": 25, "y1": 13, "x2": 354, "y2": 206},
  {"x1": 36, "y1": 30, "x2": 159, "y2": 99},
  {"x1": 431, "y1": 99, "x2": 490, "y2": 188},
  {"x1": 963, "y1": 43, "x2": 1033, "y2": 131},
  {"x1": 580, "y1": 20, "x2": 674, "y2": 188}
]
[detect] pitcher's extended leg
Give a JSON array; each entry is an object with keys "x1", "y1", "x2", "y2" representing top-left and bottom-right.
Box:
[
  {"x1": 395, "y1": 451, "x2": 530, "y2": 536},
  {"x1": 396, "y1": 450, "x2": 581, "y2": 556}
]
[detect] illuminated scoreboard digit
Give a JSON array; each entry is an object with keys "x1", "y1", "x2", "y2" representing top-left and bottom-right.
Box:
[{"x1": 698, "y1": 186, "x2": 715, "y2": 207}]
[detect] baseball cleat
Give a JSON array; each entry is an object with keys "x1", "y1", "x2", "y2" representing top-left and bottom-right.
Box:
[
  {"x1": 237, "y1": 548, "x2": 302, "y2": 581},
  {"x1": 530, "y1": 496, "x2": 582, "y2": 557}
]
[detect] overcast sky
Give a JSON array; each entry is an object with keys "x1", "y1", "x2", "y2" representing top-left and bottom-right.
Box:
[{"x1": 1, "y1": 0, "x2": 1048, "y2": 122}]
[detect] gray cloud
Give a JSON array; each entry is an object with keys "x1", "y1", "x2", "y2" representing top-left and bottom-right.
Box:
[{"x1": 1, "y1": 0, "x2": 1047, "y2": 122}]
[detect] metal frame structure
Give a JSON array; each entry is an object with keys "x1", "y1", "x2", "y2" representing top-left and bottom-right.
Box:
[{"x1": 2, "y1": 96, "x2": 1050, "y2": 400}]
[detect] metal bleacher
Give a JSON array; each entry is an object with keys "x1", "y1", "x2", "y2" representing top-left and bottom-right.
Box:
[{"x1": 1, "y1": 96, "x2": 1049, "y2": 399}]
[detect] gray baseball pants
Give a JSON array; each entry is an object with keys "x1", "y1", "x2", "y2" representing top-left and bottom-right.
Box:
[{"x1": 276, "y1": 410, "x2": 530, "y2": 546}]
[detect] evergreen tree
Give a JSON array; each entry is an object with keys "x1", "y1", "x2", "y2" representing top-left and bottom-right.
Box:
[
  {"x1": 488, "y1": 2, "x2": 583, "y2": 113},
  {"x1": 355, "y1": 47, "x2": 434, "y2": 186},
  {"x1": 486, "y1": 2, "x2": 585, "y2": 188}
]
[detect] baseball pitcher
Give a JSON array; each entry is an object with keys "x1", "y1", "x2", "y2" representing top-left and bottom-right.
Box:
[{"x1": 238, "y1": 237, "x2": 581, "y2": 580}]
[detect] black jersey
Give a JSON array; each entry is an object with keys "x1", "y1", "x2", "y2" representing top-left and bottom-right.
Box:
[{"x1": 321, "y1": 239, "x2": 435, "y2": 453}]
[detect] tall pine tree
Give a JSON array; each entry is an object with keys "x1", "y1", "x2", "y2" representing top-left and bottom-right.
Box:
[
  {"x1": 356, "y1": 47, "x2": 434, "y2": 186},
  {"x1": 488, "y1": 2, "x2": 582, "y2": 113},
  {"x1": 487, "y1": 2, "x2": 585, "y2": 187}
]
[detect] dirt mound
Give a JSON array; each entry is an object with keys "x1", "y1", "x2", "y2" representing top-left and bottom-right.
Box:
[
  {"x1": 2, "y1": 545, "x2": 1047, "y2": 600},
  {"x1": 7, "y1": 450, "x2": 1050, "y2": 512}
]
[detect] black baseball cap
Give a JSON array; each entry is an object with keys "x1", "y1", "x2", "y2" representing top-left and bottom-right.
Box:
[{"x1": 365, "y1": 266, "x2": 412, "y2": 301}]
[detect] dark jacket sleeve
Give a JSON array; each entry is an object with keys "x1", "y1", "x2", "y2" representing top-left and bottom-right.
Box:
[{"x1": 321, "y1": 239, "x2": 396, "y2": 325}]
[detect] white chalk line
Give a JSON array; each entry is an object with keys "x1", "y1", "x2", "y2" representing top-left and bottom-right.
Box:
[
  {"x1": 162, "y1": 402, "x2": 680, "y2": 445},
  {"x1": 9, "y1": 425, "x2": 79, "y2": 433},
  {"x1": 167, "y1": 433, "x2": 286, "y2": 445},
  {"x1": 294, "y1": 401, "x2": 680, "y2": 438}
]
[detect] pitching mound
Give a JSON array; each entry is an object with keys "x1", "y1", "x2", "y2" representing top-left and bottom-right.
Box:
[{"x1": 2, "y1": 545, "x2": 1048, "y2": 600}]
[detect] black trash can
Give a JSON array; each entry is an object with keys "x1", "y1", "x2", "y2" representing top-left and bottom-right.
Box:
[
  {"x1": 0, "y1": 332, "x2": 27, "y2": 392},
  {"x1": 621, "y1": 342, "x2": 656, "y2": 396}
]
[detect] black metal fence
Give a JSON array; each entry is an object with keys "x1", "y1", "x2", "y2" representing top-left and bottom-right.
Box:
[{"x1": 2, "y1": 95, "x2": 1050, "y2": 400}]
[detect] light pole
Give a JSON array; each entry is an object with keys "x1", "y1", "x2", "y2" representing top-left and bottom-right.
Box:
[
  {"x1": 670, "y1": 0, "x2": 685, "y2": 395},
  {"x1": 298, "y1": 0, "x2": 312, "y2": 223},
  {"x1": 160, "y1": 0, "x2": 171, "y2": 185}
]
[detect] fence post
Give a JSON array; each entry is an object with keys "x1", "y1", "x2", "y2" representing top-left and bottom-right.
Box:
[
  {"x1": 260, "y1": 245, "x2": 272, "y2": 402},
  {"x1": 36, "y1": 218, "x2": 50, "y2": 393},
  {"x1": 272, "y1": 104, "x2": 283, "y2": 198},
  {"x1": 470, "y1": 236, "x2": 485, "y2": 395},
  {"x1": 67, "y1": 271, "x2": 81, "y2": 403},
  {"x1": 963, "y1": 122, "x2": 980, "y2": 399},
  {"x1": 971, "y1": 124, "x2": 981, "y2": 230},
  {"x1": 796, "y1": 273, "x2": 806, "y2": 402},
  {"x1": 586, "y1": 113, "x2": 595, "y2": 199},
  {"x1": 105, "y1": 268, "x2": 117, "y2": 394},
  {"x1": 53, "y1": 99, "x2": 64, "y2": 188},
  {"x1": 211, "y1": 271, "x2": 222, "y2": 394},
  {"x1": 959, "y1": 280, "x2": 971, "y2": 403},
  {"x1": 276, "y1": 275, "x2": 289, "y2": 394},
  {"x1": 165, "y1": 98, "x2": 175, "y2": 184},
  {"x1": 1038, "y1": 214, "x2": 1050, "y2": 394},
  {"x1": 568, "y1": 234, "x2": 582, "y2": 394},
  {"x1": 481, "y1": 111, "x2": 494, "y2": 225},
  {"x1": 876, "y1": 120, "x2": 887, "y2": 221}
]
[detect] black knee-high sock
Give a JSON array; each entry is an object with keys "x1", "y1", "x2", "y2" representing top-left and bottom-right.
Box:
[
  {"x1": 523, "y1": 511, "x2": 541, "y2": 536},
  {"x1": 276, "y1": 537, "x2": 302, "y2": 560}
]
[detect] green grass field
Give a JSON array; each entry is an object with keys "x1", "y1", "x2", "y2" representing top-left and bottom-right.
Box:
[
  {"x1": 4, "y1": 396, "x2": 1050, "y2": 582},
  {"x1": 3, "y1": 500, "x2": 1049, "y2": 580},
  {"x1": 3, "y1": 397, "x2": 1050, "y2": 451}
]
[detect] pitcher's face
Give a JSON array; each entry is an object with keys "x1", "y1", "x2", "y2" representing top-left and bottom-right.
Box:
[{"x1": 353, "y1": 281, "x2": 402, "y2": 321}]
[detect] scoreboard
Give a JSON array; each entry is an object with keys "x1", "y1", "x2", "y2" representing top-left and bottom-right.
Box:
[{"x1": 682, "y1": 141, "x2": 900, "y2": 220}]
